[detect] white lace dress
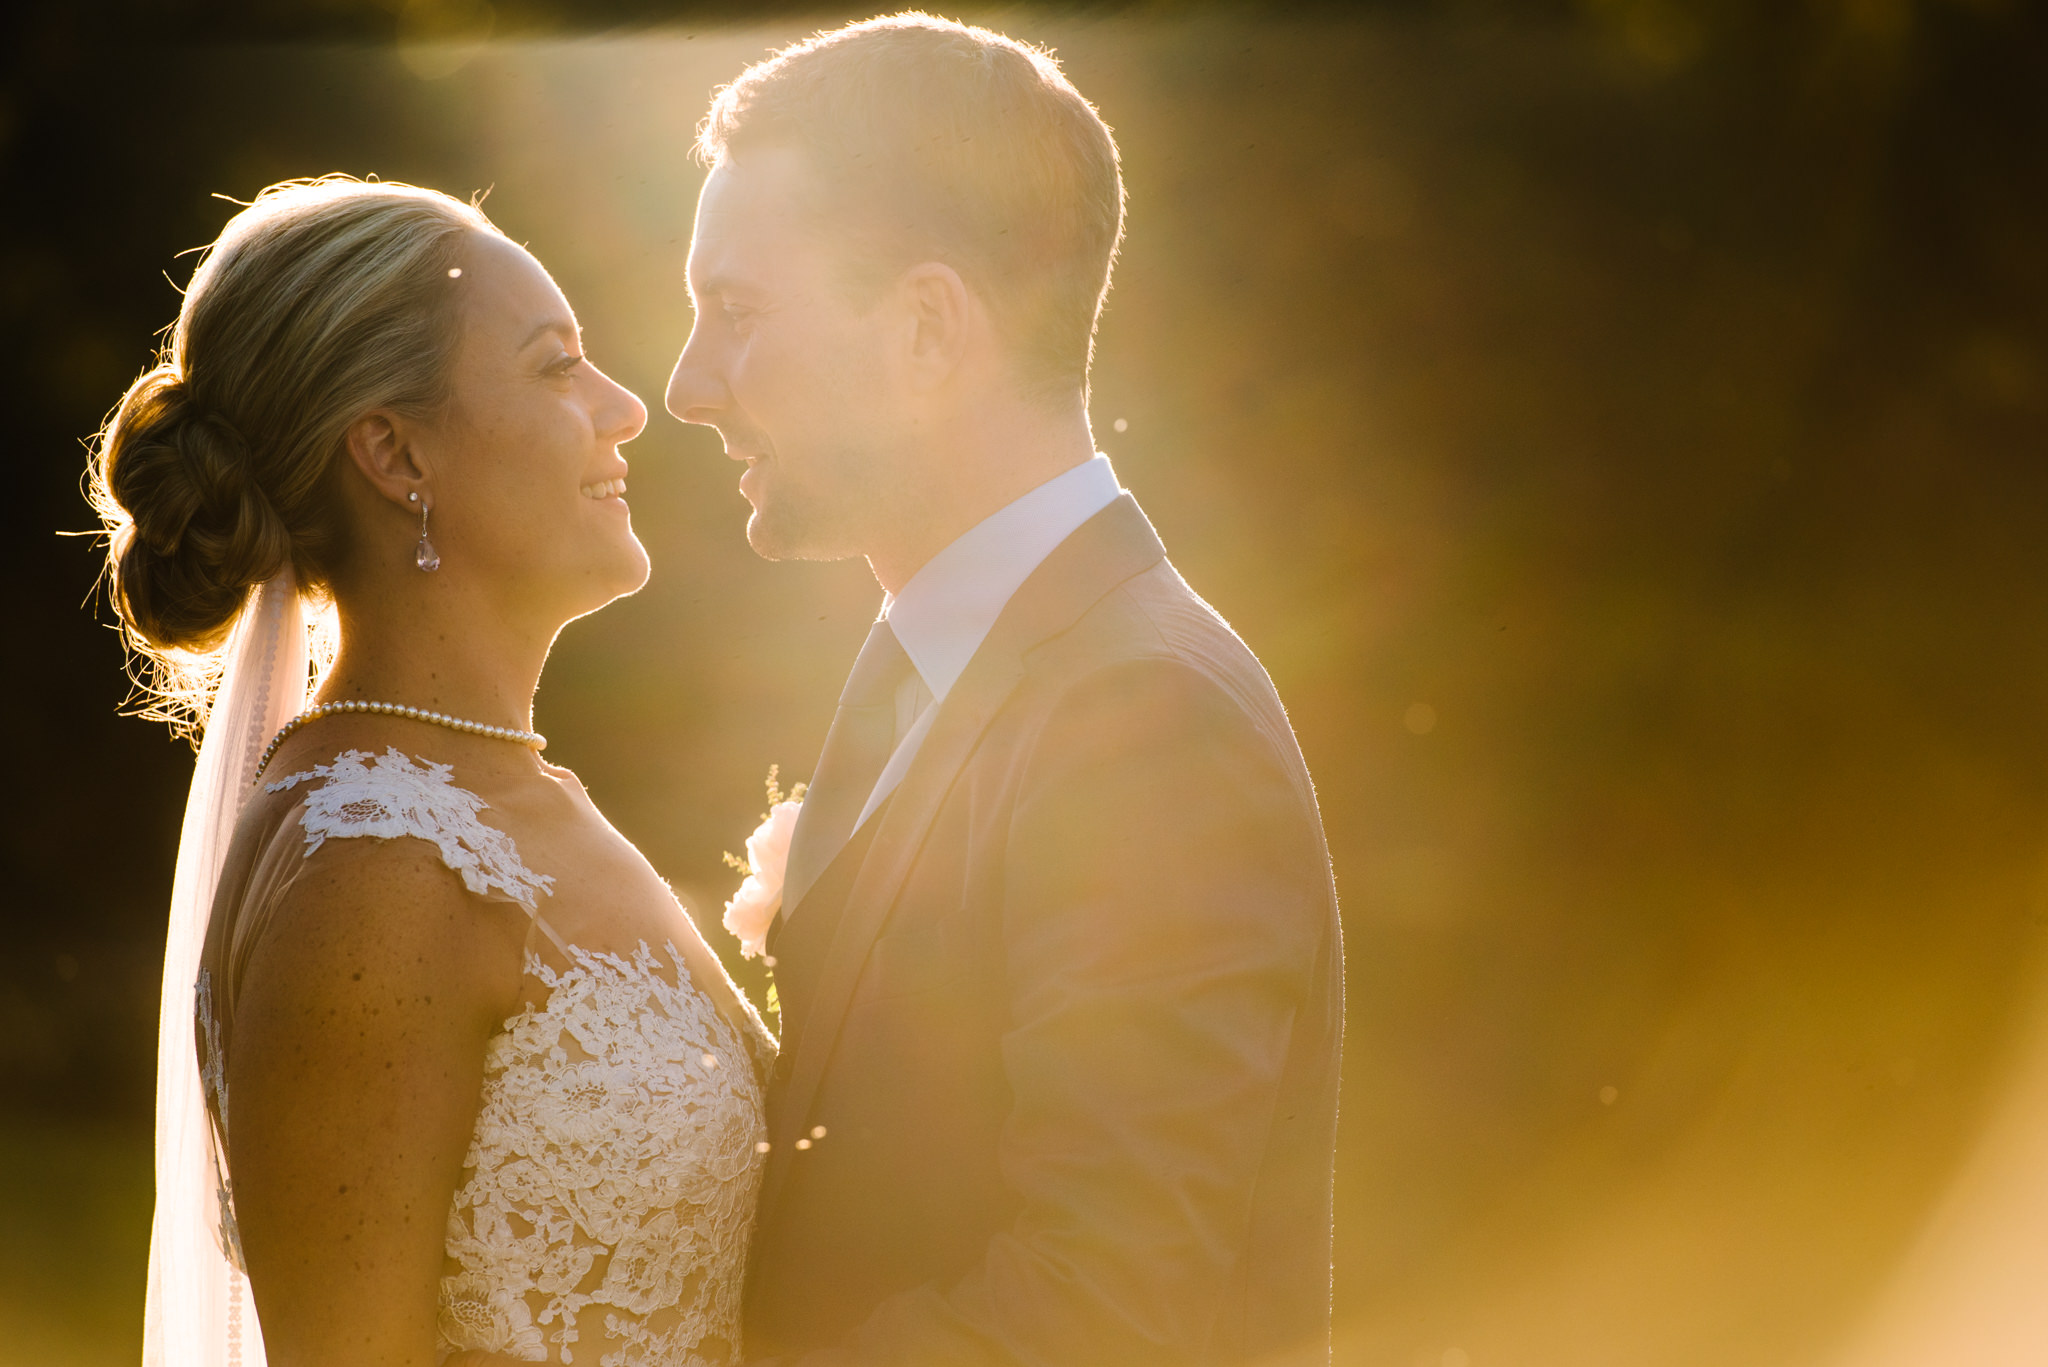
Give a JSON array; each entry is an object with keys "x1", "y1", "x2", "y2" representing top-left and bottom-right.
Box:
[{"x1": 198, "y1": 748, "x2": 772, "y2": 1367}]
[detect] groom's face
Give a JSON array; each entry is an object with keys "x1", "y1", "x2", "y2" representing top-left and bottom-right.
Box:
[{"x1": 667, "y1": 147, "x2": 911, "y2": 562}]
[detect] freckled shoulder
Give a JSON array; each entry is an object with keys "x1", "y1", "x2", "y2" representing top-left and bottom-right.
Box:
[{"x1": 236, "y1": 823, "x2": 532, "y2": 1049}]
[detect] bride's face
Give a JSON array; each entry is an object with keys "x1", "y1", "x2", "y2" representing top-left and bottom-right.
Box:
[{"x1": 420, "y1": 233, "x2": 650, "y2": 621}]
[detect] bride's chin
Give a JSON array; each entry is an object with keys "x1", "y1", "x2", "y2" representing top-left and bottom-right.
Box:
[
  {"x1": 545, "y1": 534, "x2": 652, "y2": 620},
  {"x1": 602, "y1": 541, "x2": 654, "y2": 599}
]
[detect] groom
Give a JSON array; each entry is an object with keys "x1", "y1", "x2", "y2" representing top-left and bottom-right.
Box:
[{"x1": 668, "y1": 14, "x2": 1342, "y2": 1364}]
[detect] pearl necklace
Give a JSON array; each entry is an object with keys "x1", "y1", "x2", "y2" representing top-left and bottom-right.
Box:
[{"x1": 256, "y1": 699, "x2": 546, "y2": 778}]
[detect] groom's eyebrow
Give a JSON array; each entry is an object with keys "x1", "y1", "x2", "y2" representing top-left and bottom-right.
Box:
[{"x1": 688, "y1": 270, "x2": 739, "y2": 300}]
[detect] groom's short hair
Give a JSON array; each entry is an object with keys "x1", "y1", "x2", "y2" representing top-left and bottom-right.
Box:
[{"x1": 698, "y1": 12, "x2": 1125, "y2": 402}]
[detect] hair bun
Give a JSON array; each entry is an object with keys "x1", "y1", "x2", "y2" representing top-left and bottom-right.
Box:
[
  {"x1": 87, "y1": 175, "x2": 492, "y2": 736},
  {"x1": 100, "y1": 365, "x2": 293, "y2": 652}
]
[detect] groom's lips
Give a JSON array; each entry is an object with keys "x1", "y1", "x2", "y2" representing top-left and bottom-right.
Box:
[{"x1": 737, "y1": 454, "x2": 767, "y2": 501}]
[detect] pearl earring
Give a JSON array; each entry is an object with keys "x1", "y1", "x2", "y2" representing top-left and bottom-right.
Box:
[{"x1": 410, "y1": 491, "x2": 440, "y2": 572}]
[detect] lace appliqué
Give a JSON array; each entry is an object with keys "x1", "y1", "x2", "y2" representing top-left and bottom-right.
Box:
[
  {"x1": 250, "y1": 751, "x2": 762, "y2": 1362},
  {"x1": 196, "y1": 971, "x2": 257, "y2": 1367},
  {"x1": 195, "y1": 970, "x2": 248, "y2": 1273},
  {"x1": 439, "y1": 942, "x2": 767, "y2": 1366},
  {"x1": 267, "y1": 747, "x2": 554, "y2": 909}
]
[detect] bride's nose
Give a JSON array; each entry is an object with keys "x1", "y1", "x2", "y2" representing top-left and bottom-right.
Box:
[{"x1": 593, "y1": 365, "x2": 648, "y2": 445}]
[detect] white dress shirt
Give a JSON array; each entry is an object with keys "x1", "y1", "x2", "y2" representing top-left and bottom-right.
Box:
[{"x1": 853, "y1": 454, "x2": 1124, "y2": 828}]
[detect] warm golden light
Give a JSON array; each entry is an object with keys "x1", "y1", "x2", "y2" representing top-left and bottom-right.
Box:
[{"x1": 9, "y1": 4, "x2": 2047, "y2": 1365}]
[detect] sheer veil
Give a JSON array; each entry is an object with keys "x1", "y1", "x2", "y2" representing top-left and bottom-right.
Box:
[{"x1": 144, "y1": 568, "x2": 309, "y2": 1367}]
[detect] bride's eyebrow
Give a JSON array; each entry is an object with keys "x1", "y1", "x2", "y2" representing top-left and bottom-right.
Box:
[{"x1": 515, "y1": 318, "x2": 580, "y2": 351}]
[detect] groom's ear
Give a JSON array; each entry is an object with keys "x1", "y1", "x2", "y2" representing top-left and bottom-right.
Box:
[
  {"x1": 898, "y1": 261, "x2": 976, "y2": 391},
  {"x1": 343, "y1": 410, "x2": 431, "y2": 508}
]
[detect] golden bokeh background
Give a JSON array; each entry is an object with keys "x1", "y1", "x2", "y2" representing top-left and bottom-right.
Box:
[{"x1": 3, "y1": 3, "x2": 2047, "y2": 1364}]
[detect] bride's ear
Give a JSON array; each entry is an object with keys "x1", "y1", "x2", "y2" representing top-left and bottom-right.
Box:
[{"x1": 343, "y1": 410, "x2": 431, "y2": 507}]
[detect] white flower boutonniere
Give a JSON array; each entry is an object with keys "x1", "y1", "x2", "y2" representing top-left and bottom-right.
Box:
[{"x1": 723, "y1": 765, "x2": 805, "y2": 961}]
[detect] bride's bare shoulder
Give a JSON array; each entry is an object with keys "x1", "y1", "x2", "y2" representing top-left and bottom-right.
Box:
[
  {"x1": 283, "y1": 823, "x2": 523, "y2": 956},
  {"x1": 235, "y1": 820, "x2": 530, "y2": 1038},
  {"x1": 227, "y1": 747, "x2": 535, "y2": 1026}
]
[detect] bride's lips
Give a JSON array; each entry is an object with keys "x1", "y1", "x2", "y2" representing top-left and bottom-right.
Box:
[{"x1": 580, "y1": 474, "x2": 630, "y2": 510}]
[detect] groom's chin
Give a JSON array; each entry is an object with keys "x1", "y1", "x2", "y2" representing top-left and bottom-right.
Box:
[
  {"x1": 744, "y1": 504, "x2": 811, "y2": 562},
  {"x1": 744, "y1": 509, "x2": 791, "y2": 561},
  {"x1": 745, "y1": 503, "x2": 858, "y2": 565}
]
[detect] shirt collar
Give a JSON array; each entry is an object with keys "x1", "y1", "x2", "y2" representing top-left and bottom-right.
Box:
[{"x1": 882, "y1": 455, "x2": 1123, "y2": 703}]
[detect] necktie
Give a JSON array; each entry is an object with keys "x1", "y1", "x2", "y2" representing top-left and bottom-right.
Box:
[{"x1": 782, "y1": 619, "x2": 915, "y2": 918}]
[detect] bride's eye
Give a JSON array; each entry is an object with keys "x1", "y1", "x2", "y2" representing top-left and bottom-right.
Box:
[{"x1": 546, "y1": 353, "x2": 587, "y2": 379}]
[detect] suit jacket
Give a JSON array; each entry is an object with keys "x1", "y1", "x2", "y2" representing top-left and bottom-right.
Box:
[{"x1": 746, "y1": 495, "x2": 1343, "y2": 1366}]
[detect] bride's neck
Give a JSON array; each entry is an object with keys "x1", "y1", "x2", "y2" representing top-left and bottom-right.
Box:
[{"x1": 316, "y1": 590, "x2": 554, "y2": 735}]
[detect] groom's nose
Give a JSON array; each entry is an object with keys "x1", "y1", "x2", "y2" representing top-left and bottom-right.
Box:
[{"x1": 665, "y1": 331, "x2": 723, "y2": 426}]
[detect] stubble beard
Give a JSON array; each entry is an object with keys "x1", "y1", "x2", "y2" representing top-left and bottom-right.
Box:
[
  {"x1": 743, "y1": 456, "x2": 874, "y2": 564},
  {"x1": 744, "y1": 442, "x2": 925, "y2": 568},
  {"x1": 746, "y1": 496, "x2": 848, "y2": 562}
]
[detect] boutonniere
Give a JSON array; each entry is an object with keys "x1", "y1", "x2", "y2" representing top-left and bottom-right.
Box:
[{"x1": 723, "y1": 765, "x2": 805, "y2": 962}]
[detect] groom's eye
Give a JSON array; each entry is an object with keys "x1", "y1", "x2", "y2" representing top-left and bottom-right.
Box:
[{"x1": 545, "y1": 353, "x2": 587, "y2": 378}]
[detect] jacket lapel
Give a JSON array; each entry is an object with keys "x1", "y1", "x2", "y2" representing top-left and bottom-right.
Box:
[
  {"x1": 757, "y1": 495, "x2": 1168, "y2": 1223},
  {"x1": 764, "y1": 805, "x2": 881, "y2": 1050}
]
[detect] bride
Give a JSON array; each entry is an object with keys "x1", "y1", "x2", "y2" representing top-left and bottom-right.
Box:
[{"x1": 90, "y1": 176, "x2": 772, "y2": 1367}]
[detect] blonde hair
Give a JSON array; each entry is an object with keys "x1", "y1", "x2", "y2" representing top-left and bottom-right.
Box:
[
  {"x1": 698, "y1": 12, "x2": 1125, "y2": 401},
  {"x1": 87, "y1": 176, "x2": 498, "y2": 735}
]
